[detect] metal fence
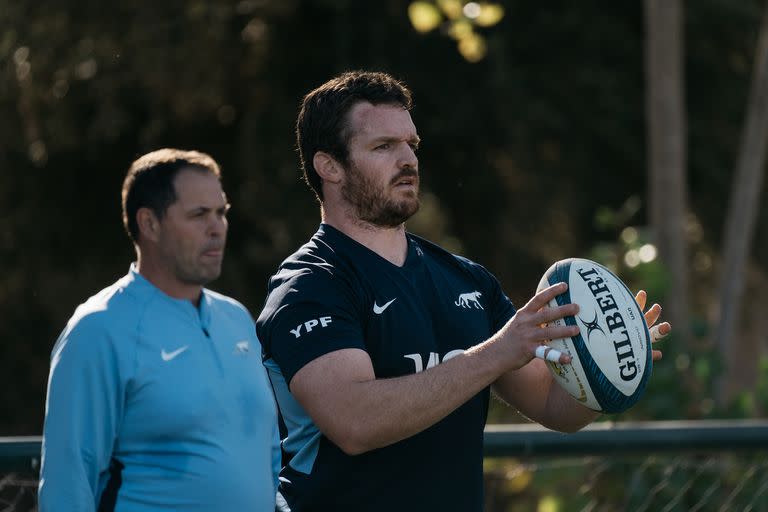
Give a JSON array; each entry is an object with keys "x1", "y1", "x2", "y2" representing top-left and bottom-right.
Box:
[
  {"x1": 3, "y1": 420, "x2": 768, "y2": 512},
  {"x1": 483, "y1": 420, "x2": 768, "y2": 511}
]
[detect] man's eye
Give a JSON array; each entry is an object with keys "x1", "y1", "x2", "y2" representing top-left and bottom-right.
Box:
[{"x1": 375, "y1": 143, "x2": 390, "y2": 150}]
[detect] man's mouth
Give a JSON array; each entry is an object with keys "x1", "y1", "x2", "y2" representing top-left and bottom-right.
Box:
[
  {"x1": 393, "y1": 174, "x2": 418, "y2": 187},
  {"x1": 202, "y1": 247, "x2": 224, "y2": 258}
]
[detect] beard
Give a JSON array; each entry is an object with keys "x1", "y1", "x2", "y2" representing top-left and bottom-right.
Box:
[
  {"x1": 341, "y1": 160, "x2": 420, "y2": 228},
  {"x1": 174, "y1": 258, "x2": 222, "y2": 287},
  {"x1": 168, "y1": 243, "x2": 225, "y2": 287}
]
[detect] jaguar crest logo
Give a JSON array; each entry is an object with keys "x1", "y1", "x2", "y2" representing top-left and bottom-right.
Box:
[{"x1": 455, "y1": 291, "x2": 483, "y2": 309}]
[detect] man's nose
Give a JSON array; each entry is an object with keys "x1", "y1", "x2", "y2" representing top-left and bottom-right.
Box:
[
  {"x1": 399, "y1": 143, "x2": 418, "y2": 170},
  {"x1": 208, "y1": 214, "x2": 228, "y2": 237}
]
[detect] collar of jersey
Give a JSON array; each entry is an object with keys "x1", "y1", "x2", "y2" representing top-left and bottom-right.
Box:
[
  {"x1": 125, "y1": 263, "x2": 212, "y2": 329},
  {"x1": 317, "y1": 223, "x2": 422, "y2": 271}
]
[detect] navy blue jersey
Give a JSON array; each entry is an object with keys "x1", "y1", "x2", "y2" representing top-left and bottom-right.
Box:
[{"x1": 257, "y1": 224, "x2": 516, "y2": 511}]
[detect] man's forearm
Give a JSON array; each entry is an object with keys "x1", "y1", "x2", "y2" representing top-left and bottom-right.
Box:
[{"x1": 295, "y1": 340, "x2": 507, "y2": 455}]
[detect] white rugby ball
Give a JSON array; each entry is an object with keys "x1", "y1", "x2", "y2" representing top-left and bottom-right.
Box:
[{"x1": 536, "y1": 258, "x2": 652, "y2": 413}]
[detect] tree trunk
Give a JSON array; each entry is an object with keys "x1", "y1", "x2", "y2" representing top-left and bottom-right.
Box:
[
  {"x1": 644, "y1": 0, "x2": 689, "y2": 346},
  {"x1": 715, "y1": 3, "x2": 768, "y2": 406}
]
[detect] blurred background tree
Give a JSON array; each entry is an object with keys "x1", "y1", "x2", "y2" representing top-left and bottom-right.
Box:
[
  {"x1": 715, "y1": 3, "x2": 768, "y2": 407},
  {"x1": 1, "y1": 0, "x2": 767, "y2": 436}
]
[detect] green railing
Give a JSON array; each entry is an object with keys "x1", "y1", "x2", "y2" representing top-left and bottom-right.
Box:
[
  {"x1": 6, "y1": 420, "x2": 767, "y2": 469},
  {"x1": 0, "y1": 437, "x2": 41, "y2": 473},
  {"x1": 483, "y1": 419, "x2": 768, "y2": 456}
]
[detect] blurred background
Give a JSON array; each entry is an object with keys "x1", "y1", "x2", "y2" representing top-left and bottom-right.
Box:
[
  {"x1": 3, "y1": 0, "x2": 768, "y2": 431},
  {"x1": 2, "y1": 0, "x2": 768, "y2": 507}
]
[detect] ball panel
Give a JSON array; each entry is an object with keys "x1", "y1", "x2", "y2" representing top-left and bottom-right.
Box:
[
  {"x1": 602, "y1": 258, "x2": 653, "y2": 410},
  {"x1": 544, "y1": 317, "x2": 601, "y2": 411}
]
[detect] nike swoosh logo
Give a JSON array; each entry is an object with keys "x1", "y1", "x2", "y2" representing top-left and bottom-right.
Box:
[
  {"x1": 161, "y1": 345, "x2": 189, "y2": 361},
  {"x1": 373, "y1": 298, "x2": 397, "y2": 315}
]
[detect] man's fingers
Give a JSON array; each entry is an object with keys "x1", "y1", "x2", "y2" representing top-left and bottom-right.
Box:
[
  {"x1": 535, "y1": 303, "x2": 579, "y2": 325},
  {"x1": 542, "y1": 325, "x2": 580, "y2": 341},
  {"x1": 650, "y1": 322, "x2": 671, "y2": 342},
  {"x1": 535, "y1": 345, "x2": 571, "y2": 364},
  {"x1": 644, "y1": 303, "x2": 662, "y2": 327},
  {"x1": 535, "y1": 345, "x2": 561, "y2": 362},
  {"x1": 635, "y1": 289, "x2": 647, "y2": 311},
  {"x1": 527, "y1": 282, "x2": 568, "y2": 312}
]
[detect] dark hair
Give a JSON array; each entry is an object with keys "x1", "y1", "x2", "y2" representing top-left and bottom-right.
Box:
[
  {"x1": 296, "y1": 70, "x2": 413, "y2": 201},
  {"x1": 121, "y1": 148, "x2": 221, "y2": 243}
]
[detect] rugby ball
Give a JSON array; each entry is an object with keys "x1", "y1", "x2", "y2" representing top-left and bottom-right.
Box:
[{"x1": 537, "y1": 258, "x2": 652, "y2": 413}]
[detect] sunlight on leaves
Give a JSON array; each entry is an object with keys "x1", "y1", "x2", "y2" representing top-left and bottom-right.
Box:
[
  {"x1": 408, "y1": 2, "x2": 443, "y2": 33},
  {"x1": 447, "y1": 19, "x2": 474, "y2": 40},
  {"x1": 28, "y1": 140, "x2": 47, "y2": 167},
  {"x1": 463, "y1": 2, "x2": 481, "y2": 19},
  {"x1": 505, "y1": 465, "x2": 533, "y2": 493},
  {"x1": 437, "y1": 0, "x2": 464, "y2": 20},
  {"x1": 408, "y1": 1, "x2": 503, "y2": 62},
  {"x1": 13, "y1": 46, "x2": 29, "y2": 65},
  {"x1": 75, "y1": 59, "x2": 98, "y2": 80},
  {"x1": 538, "y1": 495, "x2": 562, "y2": 512},
  {"x1": 457, "y1": 31, "x2": 487, "y2": 62},
  {"x1": 242, "y1": 17, "x2": 269, "y2": 43},
  {"x1": 475, "y1": 3, "x2": 504, "y2": 27},
  {"x1": 621, "y1": 226, "x2": 639, "y2": 244}
]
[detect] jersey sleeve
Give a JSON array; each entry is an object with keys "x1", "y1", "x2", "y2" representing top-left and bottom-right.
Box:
[
  {"x1": 487, "y1": 272, "x2": 517, "y2": 332},
  {"x1": 462, "y1": 258, "x2": 517, "y2": 332},
  {"x1": 257, "y1": 269, "x2": 365, "y2": 385},
  {"x1": 38, "y1": 315, "x2": 129, "y2": 512}
]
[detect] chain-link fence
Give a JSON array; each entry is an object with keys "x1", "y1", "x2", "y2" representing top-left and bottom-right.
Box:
[
  {"x1": 2, "y1": 421, "x2": 767, "y2": 512},
  {"x1": 0, "y1": 473, "x2": 37, "y2": 512},
  {"x1": 0, "y1": 437, "x2": 38, "y2": 512},
  {"x1": 484, "y1": 452, "x2": 768, "y2": 511},
  {"x1": 482, "y1": 420, "x2": 768, "y2": 512}
]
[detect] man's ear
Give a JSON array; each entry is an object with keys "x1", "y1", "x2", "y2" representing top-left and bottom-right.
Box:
[
  {"x1": 136, "y1": 208, "x2": 161, "y2": 243},
  {"x1": 313, "y1": 151, "x2": 343, "y2": 184}
]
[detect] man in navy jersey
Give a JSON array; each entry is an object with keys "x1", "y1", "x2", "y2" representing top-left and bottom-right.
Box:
[{"x1": 256, "y1": 71, "x2": 669, "y2": 511}]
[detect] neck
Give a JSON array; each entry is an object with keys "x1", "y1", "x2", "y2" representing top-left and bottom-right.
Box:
[
  {"x1": 321, "y1": 205, "x2": 409, "y2": 267},
  {"x1": 135, "y1": 251, "x2": 203, "y2": 306}
]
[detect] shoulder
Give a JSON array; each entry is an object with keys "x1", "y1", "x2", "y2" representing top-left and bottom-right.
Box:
[
  {"x1": 266, "y1": 229, "x2": 362, "y2": 303},
  {"x1": 409, "y1": 233, "x2": 516, "y2": 324},
  {"x1": 261, "y1": 264, "x2": 360, "y2": 328},
  {"x1": 276, "y1": 227, "x2": 347, "y2": 277},
  {"x1": 52, "y1": 275, "x2": 147, "y2": 361},
  {"x1": 409, "y1": 233, "x2": 497, "y2": 282},
  {"x1": 67, "y1": 277, "x2": 144, "y2": 335},
  {"x1": 257, "y1": 231, "x2": 366, "y2": 340}
]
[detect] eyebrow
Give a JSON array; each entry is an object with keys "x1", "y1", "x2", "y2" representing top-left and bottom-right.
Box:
[
  {"x1": 372, "y1": 135, "x2": 421, "y2": 145},
  {"x1": 187, "y1": 203, "x2": 231, "y2": 214}
]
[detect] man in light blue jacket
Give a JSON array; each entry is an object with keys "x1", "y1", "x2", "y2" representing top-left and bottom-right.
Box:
[{"x1": 39, "y1": 149, "x2": 279, "y2": 511}]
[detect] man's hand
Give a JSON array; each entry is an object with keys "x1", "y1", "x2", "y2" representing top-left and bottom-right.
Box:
[
  {"x1": 635, "y1": 290, "x2": 671, "y2": 361},
  {"x1": 495, "y1": 282, "x2": 580, "y2": 369}
]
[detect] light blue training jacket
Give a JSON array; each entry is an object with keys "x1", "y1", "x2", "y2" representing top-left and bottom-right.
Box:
[{"x1": 39, "y1": 265, "x2": 279, "y2": 511}]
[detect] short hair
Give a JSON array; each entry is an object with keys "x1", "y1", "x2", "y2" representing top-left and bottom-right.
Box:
[
  {"x1": 296, "y1": 70, "x2": 413, "y2": 201},
  {"x1": 121, "y1": 148, "x2": 221, "y2": 243}
]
